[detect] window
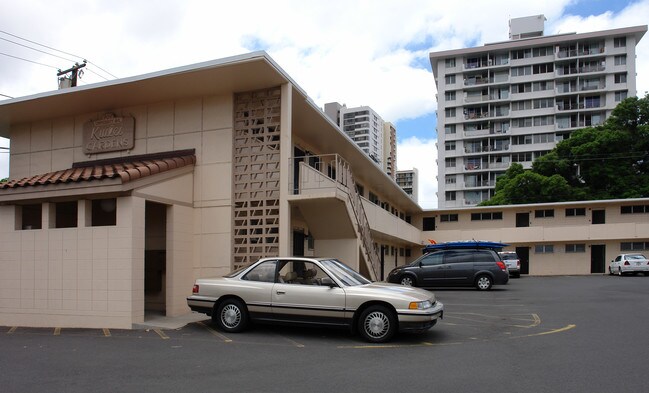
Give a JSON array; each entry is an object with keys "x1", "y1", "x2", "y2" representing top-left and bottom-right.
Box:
[
  {"x1": 614, "y1": 37, "x2": 626, "y2": 48},
  {"x1": 445, "y1": 58, "x2": 456, "y2": 68},
  {"x1": 615, "y1": 91, "x2": 628, "y2": 102},
  {"x1": 532, "y1": 46, "x2": 553, "y2": 57},
  {"x1": 532, "y1": 63, "x2": 554, "y2": 74},
  {"x1": 445, "y1": 141, "x2": 456, "y2": 151},
  {"x1": 445, "y1": 74, "x2": 456, "y2": 84},
  {"x1": 533, "y1": 117, "x2": 554, "y2": 127},
  {"x1": 422, "y1": 217, "x2": 436, "y2": 231},
  {"x1": 512, "y1": 118, "x2": 533, "y2": 129},
  {"x1": 511, "y1": 49, "x2": 531, "y2": 59},
  {"x1": 614, "y1": 55, "x2": 627, "y2": 66},
  {"x1": 511, "y1": 66, "x2": 531, "y2": 77},
  {"x1": 532, "y1": 81, "x2": 553, "y2": 91},
  {"x1": 534, "y1": 244, "x2": 554, "y2": 253},
  {"x1": 533, "y1": 98, "x2": 554, "y2": 109},
  {"x1": 445, "y1": 108, "x2": 456, "y2": 117},
  {"x1": 445, "y1": 91, "x2": 456, "y2": 101},
  {"x1": 369, "y1": 192, "x2": 379, "y2": 205},
  {"x1": 420, "y1": 252, "x2": 444, "y2": 266},
  {"x1": 535, "y1": 209, "x2": 554, "y2": 218},
  {"x1": 621, "y1": 241, "x2": 649, "y2": 251},
  {"x1": 440, "y1": 214, "x2": 458, "y2": 222},
  {"x1": 20, "y1": 204, "x2": 42, "y2": 230},
  {"x1": 566, "y1": 208, "x2": 586, "y2": 217},
  {"x1": 55, "y1": 201, "x2": 77, "y2": 228},
  {"x1": 512, "y1": 100, "x2": 532, "y2": 111},
  {"x1": 512, "y1": 152, "x2": 533, "y2": 162},
  {"x1": 444, "y1": 124, "x2": 456, "y2": 134},
  {"x1": 621, "y1": 205, "x2": 649, "y2": 214},
  {"x1": 243, "y1": 260, "x2": 277, "y2": 283},
  {"x1": 445, "y1": 175, "x2": 456, "y2": 184},
  {"x1": 277, "y1": 260, "x2": 326, "y2": 285},
  {"x1": 565, "y1": 244, "x2": 586, "y2": 253},
  {"x1": 445, "y1": 158, "x2": 456, "y2": 168},
  {"x1": 615, "y1": 73, "x2": 627, "y2": 84},
  {"x1": 445, "y1": 191, "x2": 456, "y2": 201},
  {"x1": 471, "y1": 212, "x2": 503, "y2": 221},
  {"x1": 512, "y1": 83, "x2": 531, "y2": 93}
]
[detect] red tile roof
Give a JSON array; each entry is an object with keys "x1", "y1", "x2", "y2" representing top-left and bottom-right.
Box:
[{"x1": 0, "y1": 152, "x2": 196, "y2": 190}]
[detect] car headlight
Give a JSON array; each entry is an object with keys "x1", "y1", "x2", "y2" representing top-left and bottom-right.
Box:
[{"x1": 408, "y1": 300, "x2": 433, "y2": 310}]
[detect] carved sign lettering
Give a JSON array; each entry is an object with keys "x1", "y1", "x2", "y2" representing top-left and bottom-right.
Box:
[{"x1": 82, "y1": 114, "x2": 135, "y2": 154}]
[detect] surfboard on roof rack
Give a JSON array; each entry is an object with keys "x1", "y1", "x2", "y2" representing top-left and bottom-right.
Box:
[{"x1": 423, "y1": 240, "x2": 509, "y2": 253}]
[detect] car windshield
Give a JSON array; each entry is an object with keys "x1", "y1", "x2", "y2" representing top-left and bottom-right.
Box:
[
  {"x1": 627, "y1": 255, "x2": 647, "y2": 260},
  {"x1": 500, "y1": 254, "x2": 518, "y2": 260},
  {"x1": 320, "y1": 259, "x2": 372, "y2": 287}
]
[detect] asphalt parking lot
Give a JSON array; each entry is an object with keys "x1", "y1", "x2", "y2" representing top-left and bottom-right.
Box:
[{"x1": 2, "y1": 274, "x2": 648, "y2": 393}]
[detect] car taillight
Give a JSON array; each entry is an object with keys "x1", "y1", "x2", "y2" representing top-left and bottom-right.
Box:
[
  {"x1": 192, "y1": 284, "x2": 199, "y2": 294},
  {"x1": 496, "y1": 261, "x2": 507, "y2": 271},
  {"x1": 624, "y1": 261, "x2": 630, "y2": 266},
  {"x1": 516, "y1": 261, "x2": 521, "y2": 268}
]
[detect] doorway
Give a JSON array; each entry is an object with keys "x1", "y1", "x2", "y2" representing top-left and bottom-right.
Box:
[
  {"x1": 591, "y1": 245, "x2": 606, "y2": 274},
  {"x1": 516, "y1": 246, "x2": 530, "y2": 275},
  {"x1": 516, "y1": 213, "x2": 530, "y2": 227},
  {"x1": 145, "y1": 202, "x2": 167, "y2": 315},
  {"x1": 293, "y1": 229, "x2": 305, "y2": 256}
]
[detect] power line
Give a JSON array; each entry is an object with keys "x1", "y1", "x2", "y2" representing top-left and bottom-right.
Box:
[
  {"x1": 0, "y1": 36, "x2": 76, "y2": 63},
  {"x1": 0, "y1": 51, "x2": 58, "y2": 69},
  {"x1": 0, "y1": 93, "x2": 13, "y2": 99},
  {"x1": 0, "y1": 29, "x2": 118, "y2": 79}
]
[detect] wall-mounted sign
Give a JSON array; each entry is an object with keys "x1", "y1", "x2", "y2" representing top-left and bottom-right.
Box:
[{"x1": 83, "y1": 113, "x2": 135, "y2": 154}]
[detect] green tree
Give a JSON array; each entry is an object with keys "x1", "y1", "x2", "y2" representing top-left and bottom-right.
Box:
[{"x1": 481, "y1": 94, "x2": 649, "y2": 205}]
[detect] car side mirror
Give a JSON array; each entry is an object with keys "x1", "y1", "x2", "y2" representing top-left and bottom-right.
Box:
[{"x1": 320, "y1": 277, "x2": 337, "y2": 287}]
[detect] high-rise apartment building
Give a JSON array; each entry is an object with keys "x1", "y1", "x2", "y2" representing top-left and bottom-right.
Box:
[
  {"x1": 325, "y1": 102, "x2": 387, "y2": 167},
  {"x1": 430, "y1": 15, "x2": 647, "y2": 207},
  {"x1": 383, "y1": 122, "x2": 397, "y2": 179},
  {"x1": 396, "y1": 168, "x2": 419, "y2": 203}
]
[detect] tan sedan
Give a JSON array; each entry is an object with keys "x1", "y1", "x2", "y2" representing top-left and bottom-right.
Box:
[{"x1": 187, "y1": 257, "x2": 444, "y2": 343}]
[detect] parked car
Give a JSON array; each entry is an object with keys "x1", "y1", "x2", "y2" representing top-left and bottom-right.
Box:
[
  {"x1": 609, "y1": 253, "x2": 649, "y2": 276},
  {"x1": 499, "y1": 251, "x2": 521, "y2": 278},
  {"x1": 187, "y1": 257, "x2": 444, "y2": 343},
  {"x1": 387, "y1": 241, "x2": 509, "y2": 290}
]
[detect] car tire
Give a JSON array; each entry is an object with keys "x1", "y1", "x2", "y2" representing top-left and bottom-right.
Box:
[
  {"x1": 618, "y1": 267, "x2": 623, "y2": 276},
  {"x1": 475, "y1": 274, "x2": 493, "y2": 290},
  {"x1": 399, "y1": 275, "x2": 416, "y2": 287},
  {"x1": 214, "y1": 298, "x2": 248, "y2": 333},
  {"x1": 358, "y1": 305, "x2": 397, "y2": 343},
  {"x1": 608, "y1": 266, "x2": 613, "y2": 275},
  {"x1": 513, "y1": 272, "x2": 521, "y2": 278}
]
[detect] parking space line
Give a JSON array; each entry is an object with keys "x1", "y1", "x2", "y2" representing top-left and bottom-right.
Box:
[
  {"x1": 196, "y1": 321, "x2": 232, "y2": 343},
  {"x1": 337, "y1": 341, "x2": 463, "y2": 349},
  {"x1": 7, "y1": 326, "x2": 17, "y2": 334},
  {"x1": 154, "y1": 329, "x2": 169, "y2": 340},
  {"x1": 102, "y1": 328, "x2": 111, "y2": 337},
  {"x1": 53, "y1": 327, "x2": 61, "y2": 336}
]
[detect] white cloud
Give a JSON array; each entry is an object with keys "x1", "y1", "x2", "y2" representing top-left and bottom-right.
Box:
[
  {"x1": 397, "y1": 136, "x2": 438, "y2": 209},
  {"x1": 1, "y1": 0, "x2": 648, "y2": 198}
]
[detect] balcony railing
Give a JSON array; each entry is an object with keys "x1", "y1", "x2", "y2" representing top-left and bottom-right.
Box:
[{"x1": 289, "y1": 154, "x2": 380, "y2": 280}]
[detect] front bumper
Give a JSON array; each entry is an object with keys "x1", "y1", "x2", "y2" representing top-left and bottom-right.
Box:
[{"x1": 397, "y1": 301, "x2": 444, "y2": 333}]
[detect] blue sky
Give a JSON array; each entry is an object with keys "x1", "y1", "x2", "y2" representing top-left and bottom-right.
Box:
[{"x1": 1, "y1": 0, "x2": 648, "y2": 209}]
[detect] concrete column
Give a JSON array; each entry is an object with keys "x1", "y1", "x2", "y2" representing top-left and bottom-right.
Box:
[{"x1": 279, "y1": 83, "x2": 293, "y2": 256}]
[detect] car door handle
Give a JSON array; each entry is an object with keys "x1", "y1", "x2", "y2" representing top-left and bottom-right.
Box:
[{"x1": 276, "y1": 290, "x2": 285, "y2": 295}]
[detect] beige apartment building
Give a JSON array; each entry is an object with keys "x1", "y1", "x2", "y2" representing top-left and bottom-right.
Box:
[{"x1": 0, "y1": 52, "x2": 647, "y2": 330}]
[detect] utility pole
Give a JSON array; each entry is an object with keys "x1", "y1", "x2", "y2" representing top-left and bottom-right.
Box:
[{"x1": 57, "y1": 60, "x2": 87, "y2": 88}]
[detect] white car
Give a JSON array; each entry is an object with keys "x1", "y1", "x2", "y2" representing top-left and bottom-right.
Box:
[
  {"x1": 187, "y1": 257, "x2": 444, "y2": 343},
  {"x1": 499, "y1": 251, "x2": 521, "y2": 278},
  {"x1": 609, "y1": 254, "x2": 649, "y2": 276}
]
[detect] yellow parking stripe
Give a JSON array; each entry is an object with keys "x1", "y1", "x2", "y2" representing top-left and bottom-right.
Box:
[
  {"x1": 154, "y1": 329, "x2": 169, "y2": 340},
  {"x1": 53, "y1": 327, "x2": 61, "y2": 336},
  {"x1": 7, "y1": 326, "x2": 17, "y2": 334},
  {"x1": 102, "y1": 328, "x2": 111, "y2": 337},
  {"x1": 197, "y1": 321, "x2": 232, "y2": 343}
]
